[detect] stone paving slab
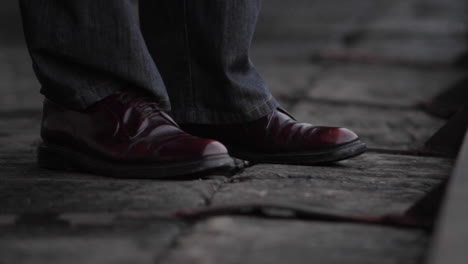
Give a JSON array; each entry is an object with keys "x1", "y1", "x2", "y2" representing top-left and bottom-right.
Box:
[
  {"x1": 318, "y1": 36, "x2": 467, "y2": 66},
  {"x1": 212, "y1": 153, "x2": 449, "y2": 215},
  {"x1": 222, "y1": 153, "x2": 450, "y2": 214},
  {"x1": 161, "y1": 217, "x2": 427, "y2": 264},
  {"x1": 362, "y1": 0, "x2": 467, "y2": 36},
  {"x1": 0, "y1": 116, "x2": 41, "y2": 169},
  {"x1": 257, "y1": 0, "x2": 468, "y2": 66},
  {"x1": 0, "y1": 219, "x2": 181, "y2": 264},
  {"x1": 306, "y1": 64, "x2": 464, "y2": 107},
  {"x1": 0, "y1": 177, "x2": 221, "y2": 214},
  {"x1": 255, "y1": 0, "x2": 389, "y2": 41},
  {"x1": 291, "y1": 101, "x2": 445, "y2": 150},
  {"x1": 364, "y1": 18, "x2": 467, "y2": 37},
  {"x1": 0, "y1": 2, "x2": 25, "y2": 44},
  {"x1": 234, "y1": 152, "x2": 451, "y2": 181},
  {"x1": 213, "y1": 177, "x2": 438, "y2": 215},
  {"x1": 251, "y1": 41, "x2": 343, "y2": 64},
  {"x1": 0, "y1": 45, "x2": 42, "y2": 111},
  {"x1": 348, "y1": 37, "x2": 466, "y2": 65},
  {"x1": 255, "y1": 62, "x2": 321, "y2": 106}
]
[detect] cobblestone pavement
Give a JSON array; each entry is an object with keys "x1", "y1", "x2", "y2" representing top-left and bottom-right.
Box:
[{"x1": 0, "y1": 0, "x2": 466, "y2": 263}]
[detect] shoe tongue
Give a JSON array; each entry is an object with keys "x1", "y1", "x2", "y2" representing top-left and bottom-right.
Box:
[
  {"x1": 160, "y1": 112, "x2": 180, "y2": 128},
  {"x1": 118, "y1": 90, "x2": 157, "y2": 107},
  {"x1": 113, "y1": 91, "x2": 163, "y2": 118},
  {"x1": 277, "y1": 107, "x2": 297, "y2": 121},
  {"x1": 116, "y1": 90, "x2": 149, "y2": 104},
  {"x1": 275, "y1": 111, "x2": 290, "y2": 122},
  {"x1": 116, "y1": 90, "x2": 179, "y2": 126}
]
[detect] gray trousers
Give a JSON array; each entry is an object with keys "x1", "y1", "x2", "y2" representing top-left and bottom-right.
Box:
[{"x1": 19, "y1": 0, "x2": 279, "y2": 124}]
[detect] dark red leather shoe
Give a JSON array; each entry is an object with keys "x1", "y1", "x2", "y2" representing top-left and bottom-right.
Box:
[
  {"x1": 38, "y1": 90, "x2": 235, "y2": 178},
  {"x1": 181, "y1": 108, "x2": 367, "y2": 165}
]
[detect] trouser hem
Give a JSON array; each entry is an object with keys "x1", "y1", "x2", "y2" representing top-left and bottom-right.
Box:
[
  {"x1": 42, "y1": 80, "x2": 171, "y2": 111},
  {"x1": 171, "y1": 96, "x2": 280, "y2": 124}
]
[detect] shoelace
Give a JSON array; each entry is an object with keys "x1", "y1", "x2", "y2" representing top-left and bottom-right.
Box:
[{"x1": 118, "y1": 91, "x2": 161, "y2": 118}]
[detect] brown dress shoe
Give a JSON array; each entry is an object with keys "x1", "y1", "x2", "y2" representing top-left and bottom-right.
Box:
[
  {"x1": 38, "y1": 91, "x2": 235, "y2": 178},
  {"x1": 181, "y1": 108, "x2": 367, "y2": 164}
]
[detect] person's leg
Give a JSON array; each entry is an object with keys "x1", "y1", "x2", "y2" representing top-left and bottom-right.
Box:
[
  {"x1": 19, "y1": 0, "x2": 235, "y2": 178},
  {"x1": 19, "y1": 0, "x2": 170, "y2": 111},
  {"x1": 140, "y1": 0, "x2": 367, "y2": 164},
  {"x1": 140, "y1": 0, "x2": 279, "y2": 124}
]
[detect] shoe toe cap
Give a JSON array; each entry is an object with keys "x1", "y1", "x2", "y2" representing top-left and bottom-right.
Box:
[
  {"x1": 311, "y1": 127, "x2": 359, "y2": 146},
  {"x1": 153, "y1": 136, "x2": 229, "y2": 161},
  {"x1": 202, "y1": 140, "x2": 229, "y2": 156},
  {"x1": 334, "y1": 127, "x2": 359, "y2": 144}
]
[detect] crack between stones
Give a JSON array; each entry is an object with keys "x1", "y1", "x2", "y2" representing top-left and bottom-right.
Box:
[
  {"x1": 152, "y1": 221, "x2": 193, "y2": 264},
  {"x1": 294, "y1": 97, "x2": 421, "y2": 111},
  {"x1": 286, "y1": 66, "x2": 331, "y2": 114},
  {"x1": 153, "y1": 179, "x2": 226, "y2": 263},
  {"x1": 367, "y1": 148, "x2": 455, "y2": 158},
  {"x1": 204, "y1": 179, "x2": 225, "y2": 207}
]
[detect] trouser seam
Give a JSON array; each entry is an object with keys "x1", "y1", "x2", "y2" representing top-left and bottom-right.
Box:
[{"x1": 182, "y1": 0, "x2": 195, "y2": 108}]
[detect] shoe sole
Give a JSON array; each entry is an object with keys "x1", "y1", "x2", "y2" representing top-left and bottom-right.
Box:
[
  {"x1": 229, "y1": 139, "x2": 367, "y2": 165},
  {"x1": 37, "y1": 143, "x2": 236, "y2": 179}
]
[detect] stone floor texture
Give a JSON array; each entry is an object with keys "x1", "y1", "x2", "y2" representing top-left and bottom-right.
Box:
[{"x1": 0, "y1": 0, "x2": 466, "y2": 263}]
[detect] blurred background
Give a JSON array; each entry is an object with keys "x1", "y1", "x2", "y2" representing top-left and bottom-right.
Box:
[{"x1": 1, "y1": 0, "x2": 466, "y2": 113}]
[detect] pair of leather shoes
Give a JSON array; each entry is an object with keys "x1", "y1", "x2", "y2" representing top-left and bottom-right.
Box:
[{"x1": 38, "y1": 91, "x2": 366, "y2": 178}]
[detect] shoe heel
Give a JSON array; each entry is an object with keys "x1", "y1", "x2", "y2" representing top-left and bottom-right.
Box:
[{"x1": 37, "y1": 144, "x2": 75, "y2": 171}]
